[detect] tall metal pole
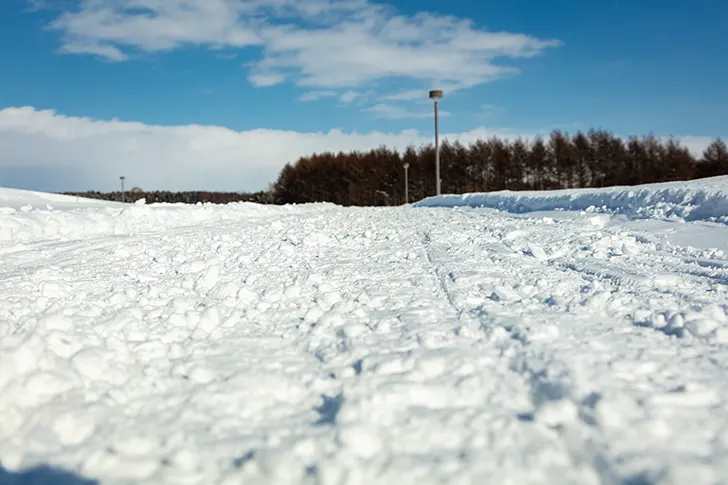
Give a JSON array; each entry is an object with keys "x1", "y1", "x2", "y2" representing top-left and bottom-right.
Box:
[
  {"x1": 120, "y1": 176, "x2": 126, "y2": 203},
  {"x1": 403, "y1": 163, "x2": 409, "y2": 204},
  {"x1": 434, "y1": 100, "x2": 440, "y2": 196},
  {"x1": 429, "y1": 90, "x2": 443, "y2": 196}
]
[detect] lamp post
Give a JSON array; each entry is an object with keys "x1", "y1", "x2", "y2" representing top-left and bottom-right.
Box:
[
  {"x1": 375, "y1": 190, "x2": 390, "y2": 206},
  {"x1": 120, "y1": 176, "x2": 126, "y2": 203},
  {"x1": 403, "y1": 162, "x2": 410, "y2": 204},
  {"x1": 429, "y1": 89, "x2": 443, "y2": 195}
]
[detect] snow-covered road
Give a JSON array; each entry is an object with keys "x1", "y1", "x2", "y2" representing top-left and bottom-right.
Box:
[{"x1": 2, "y1": 184, "x2": 728, "y2": 484}]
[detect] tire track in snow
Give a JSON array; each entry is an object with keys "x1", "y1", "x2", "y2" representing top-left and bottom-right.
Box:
[
  {"x1": 455, "y1": 207, "x2": 728, "y2": 341},
  {"x1": 419, "y1": 216, "x2": 625, "y2": 485},
  {"x1": 227, "y1": 209, "x2": 609, "y2": 484},
  {"x1": 533, "y1": 229, "x2": 728, "y2": 341},
  {"x1": 418, "y1": 206, "x2": 728, "y2": 485},
  {"x1": 421, "y1": 229, "x2": 464, "y2": 319}
]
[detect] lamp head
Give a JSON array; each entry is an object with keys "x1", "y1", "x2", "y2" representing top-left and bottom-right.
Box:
[{"x1": 429, "y1": 89, "x2": 443, "y2": 101}]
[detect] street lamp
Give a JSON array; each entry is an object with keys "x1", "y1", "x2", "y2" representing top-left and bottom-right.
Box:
[
  {"x1": 429, "y1": 89, "x2": 443, "y2": 195},
  {"x1": 120, "y1": 176, "x2": 126, "y2": 203},
  {"x1": 403, "y1": 162, "x2": 410, "y2": 204},
  {"x1": 375, "y1": 190, "x2": 390, "y2": 206}
]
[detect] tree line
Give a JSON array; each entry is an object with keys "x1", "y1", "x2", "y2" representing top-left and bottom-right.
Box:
[
  {"x1": 271, "y1": 130, "x2": 728, "y2": 206},
  {"x1": 60, "y1": 130, "x2": 728, "y2": 206},
  {"x1": 62, "y1": 189, "x2": 274, "y2": 205}
]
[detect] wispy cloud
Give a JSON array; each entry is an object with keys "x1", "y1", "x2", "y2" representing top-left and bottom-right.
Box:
[
  {"x1": 25, "y1": 0, "x2": 74, "y2": 12},
  {"x1": 474, "y1": 104, "x2": 505, "y2": 119},
  {"x1": 248, "y1": 71, "x2": 286, "y2": 87},
  {"x1": 59, "y1": 40, "x2": 128, "y2": 61},
  {"x1": 339, "y1": 90, "x2": 364, "y2": 103},
  {"x1": 299, "y1": 89, "x2": 364, "y2": 104},
  {"x1": 299, "y1": 90, "x2": 338, "y2": 102},
  {"x1": 365, "y1": 103, "x2": 449, "y2": 120},
  {"x1": 383, "y1": 90, "x2": 428, "y2": 101},
  {"x1": 39, "y1": 0, "x2": 561, "y2": 97}
]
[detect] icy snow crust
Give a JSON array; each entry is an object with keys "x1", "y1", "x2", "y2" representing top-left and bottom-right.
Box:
[
  {"x1": 415, "y1": 175, "x2": 728, "y2": 223},
  {"x1": 2, "y1": 183, "x2": 728, "y2": 484}
]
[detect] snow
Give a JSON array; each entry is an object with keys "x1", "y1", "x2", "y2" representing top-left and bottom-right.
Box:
[
  {"x1": 0, "y1": 187, "x2": 334, "y2": 244},
  {"x1": 1, "y1": 179, "x2": 728, "y2": 484},
  {"x1": 415, "y1": 175, "x2": 728, "y2": 223}
]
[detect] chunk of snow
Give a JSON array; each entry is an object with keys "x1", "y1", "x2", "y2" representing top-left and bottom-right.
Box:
[{"x1": 337, "y1": 425, "x2": 383, "y2": 458}]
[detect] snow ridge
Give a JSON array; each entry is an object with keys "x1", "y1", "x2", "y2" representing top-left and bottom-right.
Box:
[
  {"x1": 415, "y1": 175, "x2": 728, "y2": 223},
  {"x1": 0, "y1": 187, "x2": 336, "y2": 244}
]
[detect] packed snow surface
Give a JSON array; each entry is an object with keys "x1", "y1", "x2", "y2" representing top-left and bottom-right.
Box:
[{"x1": 2, "y1": 180, "x2": 728, "y2": 485}]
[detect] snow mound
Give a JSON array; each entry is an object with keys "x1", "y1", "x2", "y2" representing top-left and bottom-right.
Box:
[
  {"x1": 0, "y1": 188, "x2": 125, "y2": 210},
  {"x1": 0, "y1": 187, "x2": 335, "y2": 244},
  {"x1": 415, "y1": 176, "x2": 728, "y2": 222}
]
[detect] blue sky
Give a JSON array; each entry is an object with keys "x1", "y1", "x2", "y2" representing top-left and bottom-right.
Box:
[{"x1": 0, "y1": 0, "x2": 727, "y2": 192}]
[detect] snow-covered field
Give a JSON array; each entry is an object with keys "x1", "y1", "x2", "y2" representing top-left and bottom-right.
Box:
[{"x1": 2, "y1": 179, "x2": 728, "y2": 485}]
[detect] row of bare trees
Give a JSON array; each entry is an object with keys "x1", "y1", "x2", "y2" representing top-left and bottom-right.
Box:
[
  {"x1": 272, "y1": 130, "x2": 728, "y2": 206},
  {"x1": 63, "y1": 190, "x2": 273, "y2": 204}
]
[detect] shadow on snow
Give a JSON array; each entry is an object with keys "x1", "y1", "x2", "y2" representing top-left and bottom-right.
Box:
[{"x1": 0, "y1": 463, "x2": 98, "y2": 485}]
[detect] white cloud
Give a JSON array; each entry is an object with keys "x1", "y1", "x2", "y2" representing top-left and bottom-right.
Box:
[
  {"x1": 365, "y1": 103, "x2": 448, "y2": 120},
  {"x1": 59, "y1": 40, "x2": 128, "y2": 61},
  {"x1": 339, "y1": 90, "x2": 362, "y2": 103},
  {"x1": 383, "y1": 90, "x2": 427, "y2": 101},
  {"x1": 40, "y1": 0, "x2": 561, "y2": 95},
  {"x1": 676, "y1": 136, "x2": 720, "y2": 157},
  {"x1": 247, "y1": 71, "x2": 286, "y2": 87},
  {"x1": 475, "y1": 104, "x2": 504, "y2": 119},
  {"x1": 297, "y1": 89, "x2": 366, "y2": 104},
  {"x1": 299, "y1": 90, "x2": 338, "y2": 102},
  {"x1": 0, "y1": 107, "x2": 720, "y2": 193},
  {"x1": 50, "y1": 0, "x2": 262, "y2": 53},
  {"x1": 0, "y1": 106, "x2": 520, "y2": 192}
]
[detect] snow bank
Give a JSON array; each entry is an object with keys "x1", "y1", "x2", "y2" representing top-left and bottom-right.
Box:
[
  {"x1": 0, "y1": 187, "x2": 335, "y2": 244},
  {"x1": 415, "y1": 176, "x2": 728, "y2": 223},
  {"x1": 0, "y1": 188, "x2": 126, "y2": 210}
]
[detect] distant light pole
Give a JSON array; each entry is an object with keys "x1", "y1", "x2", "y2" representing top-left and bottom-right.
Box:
[
  {"x1": 429, "y1": 89, "x2": 443, "y2": 195},
  {"x1": 403, "y1": 162, "x2": 410, "y2": 204},
  {"x1": 375, "y1": 190, "x2": 390, "y2": 206},
  {"x1": 120, "y1": 176, "x2": 126, "y2": 203}
]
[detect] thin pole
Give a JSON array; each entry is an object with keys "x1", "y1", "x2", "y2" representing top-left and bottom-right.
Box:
[
  {"x1": 120, "y1": 176, "x2": 125, "y2": 203},
  {"x1": 434, "y1": 101, "x2": 441, "y2": 196}
]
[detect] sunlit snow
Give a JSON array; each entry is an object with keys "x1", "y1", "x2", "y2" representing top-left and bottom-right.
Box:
[{"x1": 1, "y1": 178, "x2": 728, "y2": 484}]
